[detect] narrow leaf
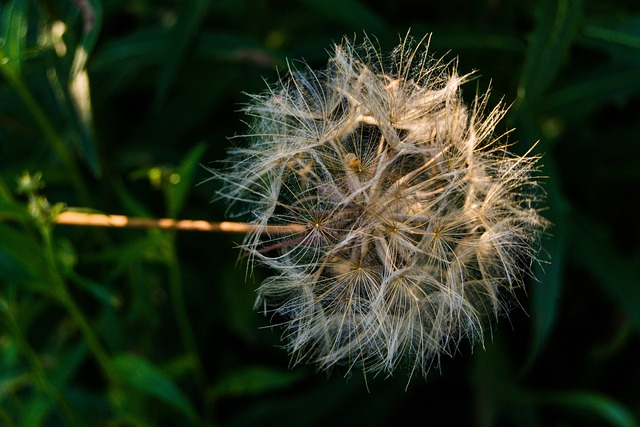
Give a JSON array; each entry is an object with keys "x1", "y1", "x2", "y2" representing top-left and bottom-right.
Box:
[
  {"x1": 0, "y1": 193, "x2": 29, "y2": 222},
  {"x1": 296, "y1": 0, "x2": 388, "y2": 34},
  {"x1": 537, "y1": 391, "x2": 638, "y2": 427},
  {"x1": 90, "y1": 28, "x2": 168, "y2": 70},
  {"x1": 525, "y1": 231, "x2": 565, "y2": 370},
  {"x1": 196, "y1": 32, "x2": 279, "y2": 66},
  {"x1": 110, "y1": 353, "x2": 198, "y2": 422},
  {"x1": 209, "y1": 366, "x2": 303, "y2": 399},
  {"x1": 22, "y1": 395, "x2": 51, "y2": 427},
  {"x1": 517, "y1": 0, "x2": 584, "y2": 108},
  {"x1": 67, "y1": 0, "x2": 103, "y2": 176},
  {"x1": 66, "y1": 269, "x2": 121, "y2": 308},
  {"x1": 0, "y1": 0, "x2": 27, "y2": 75},
  {"x1": 166, "y1": 142, "x2": 207, "y2": 217},
  {"x1": 0, "y1": 223, "x2": 48, "y2": 283},
  {"x1": 544, "y1": 65, "x2": 640, "y2": 117},
  {"x1": 512, "y1": 114, "x2": 568, "y2": 371},
  {"x1": 154, "y1": 0, "x2": 209, "y2": 107},
  {"x1": 570, "y1": 215, "x2": 640, "y2": 332},
  {"x1": 581, "y1": 15, "x2": 640, "y2": 65}
]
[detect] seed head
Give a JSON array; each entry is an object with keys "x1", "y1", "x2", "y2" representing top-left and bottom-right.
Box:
[{"x1": 216, "y1": 34, "x2": 546, "y2": 378}]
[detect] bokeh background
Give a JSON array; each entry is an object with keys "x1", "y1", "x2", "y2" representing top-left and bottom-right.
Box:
[{"x1": 1, "y1": 0, "x2": 639, "y2": 426}]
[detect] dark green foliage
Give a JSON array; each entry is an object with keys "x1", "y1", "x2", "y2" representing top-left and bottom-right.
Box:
[{"x1": 1, "y1": 0, "x2": 639, "y2": 425}]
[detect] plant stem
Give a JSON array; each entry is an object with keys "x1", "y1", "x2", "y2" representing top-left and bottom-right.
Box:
[
  {"x1": 166, "y1": 233, "x2": 206, "y2": 386},
  {"x1": 54, "y1": 211, "x2": 307, "y2": 234},
  {"x1": 0, "y1": 406, "x2": 16, "y2": 427},
  {"x1": 0, "y1": 68, "x2": 91, "y2": 204},
  {"x1": 40, "y1": 227, "x2": 113, "y2": 383},
  {"x1": 0, "y1": 298, "x2": 82, "y2": 427},
  {"x1": 58, "y1": 288, "x2": 113, "y2": 379}
]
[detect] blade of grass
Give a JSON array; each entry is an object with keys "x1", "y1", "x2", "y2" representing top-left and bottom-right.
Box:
[
  {"x1": 67, "y1": 0, "x2": 103, "y2": 177},
  {"x1": 534, "y1": 390, "x2": 638, "y2": 427},
  {"x1": 165, "y1": 142, "x2": 207, "y2": 218},
  {"x1": 544, "y1": 65, "x2": 640, "y2": 117},
  {"x1": 208, "y1": 366, "x2": 303, "y2": 399},
  {"x1": 0, "y1": 297, "x2": 82, "y2": 427},
  {"x1": 0, "y1": 0, "x2": 26, "y2": 75},
  {"x1": 517, "y1": 0, "x2": 584, "y2": 108},
  {"x1": 569, "y1": 215, "x2": 640, "y2": 333},
  {"x1": 512, "y1": 115, "x2": 568, "y2": 373},
  {"x1": 110, "y1": 353, "x2": 199, "y2": 424},
  {"x1": 296, "y1": 0, "x2": 388, "y2": 34},
  {"x1": 154, "y1": 0, "x2": 209, "y2": 108},
  {"x1": 1, "y1": 5, "x2": 91, "y2": 204}
]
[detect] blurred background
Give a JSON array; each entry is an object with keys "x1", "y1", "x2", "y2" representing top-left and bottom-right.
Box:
[{"x1": 1, "y1": 0, "x2": 639, "y2": 426}]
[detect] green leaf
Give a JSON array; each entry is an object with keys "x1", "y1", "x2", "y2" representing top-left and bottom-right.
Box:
[
  {"x1": 472, "y1": 333, "x2": 542, "y2": 426},
  {"x1": 78, "y1": 0, "x2": 103, "y2": 54},
  {"x1": 511, "y1": 112, "x2": 568, "y2": 372},
  {"x1": 569, "y1": 215, "x2": 640, "y2": 332},
  {"x1": 517, "y1": 0, "x2": 584, "y2": 108},
  {"x1": 0, "y1": 223, "x2": 48, "y2": 285},
  {"x1": 67, "y1": 0, "x2": 103, "y2": 177},
  {"x1": 0, "y1": 369, "x2": 30, "y2": 399},
  {"x1": 0, "y1": 176, "x2": 15, "y2": 202},
  {"x1": 584, "y1": 22, "x2": 640, "y2": 49},
  {"x1": 90, "y1": 28, "x2": 169, "y2": 70},
  {"x1": 524, "y1": 231, "x2": 565, "y2": 371},
  {"x1": 0, "y1": 0, "x2": 27, "y2": 76},
  {"x1": 522, "y1": 124, "x2": 568, "y2": 369},
  {"x1": 421, "y1": 30, "x2": 523, "y2": 53},
  {"x1": 219, "y1": 266, "x2": 261, "y2": 343},
  {"x1": 472, "y1": 335, "x2": 511, "y2": 427},
  {"x1": 209, "y1": 366, "x2": 304, "y2": 399},
  {"x1": 544, "y1": 65, "x2": 640, "y2": 117},
  {"x1": 0, "y1": 185, "x2": 28, "y2": 222},
  {"x1": 110, "y1": 353, "x2": 198, "y2": 423},
  {"x1": 82, "y1": 234, "x2": 169, "y2": 282},
  {"x1": 165, "y1": 143, "x2": 207, "y2": 218},
  {"x1": 66, "y1": 269, "x2": 121, "y2": 309},
  {"x1": 536, "y1": 391, "x2": 638, "y2": 427},
  {"x1": 22, "y1": 394, "x2": 51, "y2": 427},
  {"x1": 296, "y1": 0, "x2": 388, "y2": 34},
  {"x1": 581, "y1": 15, "x2": 640, "y2": 65},
  {"x1": 49, "y1": 231, "x2": 116, "y2": 313},
  {"x1": 155, "y1": 0, "x2": 209, "y2": 107},
  {"x1": 196, "y1": 32, "x2": 279, "y2": 65},
  {"x1": 113, "y1": 178, "x2": 154, "y2": 218},
  {"x1": 49, "y1": 343, "x2": 88, "y2": 389}
]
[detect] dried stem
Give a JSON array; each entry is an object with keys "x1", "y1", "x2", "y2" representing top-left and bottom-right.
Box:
[{"x1": 54, "y1": 211, "x2": 306, "y2": 234}]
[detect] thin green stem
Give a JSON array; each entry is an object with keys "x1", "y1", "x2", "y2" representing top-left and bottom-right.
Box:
[
  {"x1": 1, "y1": 298, "x2": 82, "y2": 427},
  {"x1": 0, "y1": 67, "x2": 91, "y2": 204},
  {"x1": 166, "y1": 232, "x2": 206, "y2": 386},
  {"x1": 58, "y1": 289, "x2": 114, "y2": 380},
  {"x1": 0, "y1": 406, "x2": 16, "y2": 427},
  {"x1": 40, "y1": 227, "x2": 113, "y2": 383}
]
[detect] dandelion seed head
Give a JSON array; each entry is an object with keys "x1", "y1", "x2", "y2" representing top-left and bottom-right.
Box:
[{"x1": 216, "y1": 33, "x2": 547, "y2": 378}]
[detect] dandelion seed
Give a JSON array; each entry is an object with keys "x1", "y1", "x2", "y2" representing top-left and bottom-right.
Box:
[{"x1": 215, "y1": 33, "x2": 547, "y2": 378}]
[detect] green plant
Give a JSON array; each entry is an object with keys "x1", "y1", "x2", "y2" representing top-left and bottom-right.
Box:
[{"x1": 1, "y1": 0, "x2": 639, "y2": 426}]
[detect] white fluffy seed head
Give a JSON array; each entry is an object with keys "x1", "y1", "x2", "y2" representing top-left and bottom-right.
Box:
[{"x1": 216, "y1": 34, "x2": 547, "y2": 378}]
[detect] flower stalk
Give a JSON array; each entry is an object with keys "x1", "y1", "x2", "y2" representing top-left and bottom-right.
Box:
[{"x1": 51, "y1": 211, "x2": 306, "y2": 234}]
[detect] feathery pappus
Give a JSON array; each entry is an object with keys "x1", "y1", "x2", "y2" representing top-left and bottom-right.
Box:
[{"x1": 215, "y1": 33, "x2": 547, "y2": 378}]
